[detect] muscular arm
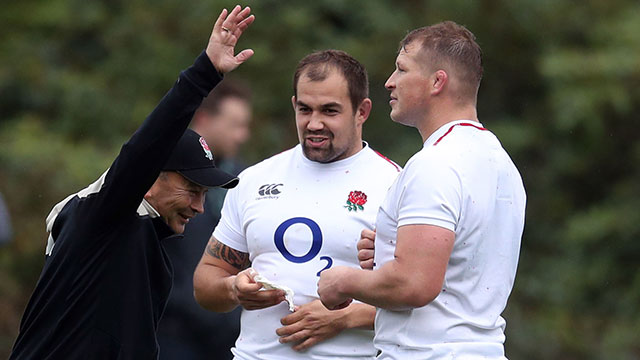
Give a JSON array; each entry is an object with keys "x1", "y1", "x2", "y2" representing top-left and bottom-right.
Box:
[
  {"x1": 205, "y1": 237, "x2": 251, "y2": 270},
  {"x1": 194, "y1": 236, "x2": 286, "y2": 312},
  {"x1": 319, "y1": 224, "x2": 454, "y2": 311},
  {"x1": 193, "y1": 236, "x2": 250, "y2": 312}
]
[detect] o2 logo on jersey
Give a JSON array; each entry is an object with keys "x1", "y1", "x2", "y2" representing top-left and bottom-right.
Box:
[{"x1": 274, "y1": 217, "x2": 333, "y2": 276}]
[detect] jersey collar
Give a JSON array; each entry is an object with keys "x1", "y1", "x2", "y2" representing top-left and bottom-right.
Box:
[{"x1": 423, "y1": 120, "x2": 485, "y2": 147}]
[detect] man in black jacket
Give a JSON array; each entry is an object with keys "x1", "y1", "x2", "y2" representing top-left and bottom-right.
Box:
[
  {"x1": 10, "y1": 5, "x2": 255, "y2": 359},
  {"x1": 158, "y1": 81, "x2": 253, "y2": 360}
]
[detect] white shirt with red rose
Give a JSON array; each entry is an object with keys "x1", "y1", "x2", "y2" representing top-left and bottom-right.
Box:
[{"x1": 213, "y1": 143, "x2": 400, "y2": 360}]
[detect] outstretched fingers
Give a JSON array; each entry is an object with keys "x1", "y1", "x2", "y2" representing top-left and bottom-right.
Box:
[
  {"x1": 220, "y1": 6, "x2": 252, "y2": 35},
  {"x1": 206, "y1": 5, "x2": 255, "y2": 73},
  {"x1": 234, "y1": 13, "x2": 255, "y2": 36},
  {"x1": 213, "y1": 8, "x2": 228, "y2": 32}
]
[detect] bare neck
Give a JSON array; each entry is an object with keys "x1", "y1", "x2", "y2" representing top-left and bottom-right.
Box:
[{"x1": 416, "y1": 102, "x2": 478, "y2": 143}]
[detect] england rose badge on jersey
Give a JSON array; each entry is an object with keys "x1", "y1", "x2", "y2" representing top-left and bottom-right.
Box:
[
  {"x1": 198, "y1": 137, "x2": 214, "y2": 160},
  {"x1": 344, "y1": 190, "x2": 367, "y2": 212}
]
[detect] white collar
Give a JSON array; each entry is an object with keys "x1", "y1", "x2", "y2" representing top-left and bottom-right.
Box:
[
  {"x1": 423, "y1": 120, "x2": 485, "y2": 147},
  {"x1": 137, "y1": 199, "x2": 161, "y2": 218}
]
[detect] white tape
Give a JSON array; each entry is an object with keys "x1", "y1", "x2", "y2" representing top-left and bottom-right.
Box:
[{"x1": 253, "y1": 273, "x2": 295, "y2": 312}]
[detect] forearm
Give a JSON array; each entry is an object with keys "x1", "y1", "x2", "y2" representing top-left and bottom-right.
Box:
[
  {"x1": 342, "y1": 261, "x2": 438, "y2": 311},
  {"x1": 193, "y1": 263, "x2": 239, "y2": 313},
  {"x1": 341, "y1": 225, "x2": 453, "y2": 310},
  {"x1": 100, "y1": 52, "x2": 223, "y2": 218},
  {"x1": 340, "y1": 302, "x2": 376, "y2": 330}
]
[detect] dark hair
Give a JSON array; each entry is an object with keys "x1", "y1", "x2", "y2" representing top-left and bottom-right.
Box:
[
  {"x1": 401, "y1": 21, "x2": 483, "y2": 99},
  {"x1": 198, "y1": 79, "x2": 252, "y2": 115},
  {"x1": 293, "y1": 50, "x2": 369, "y2": 113}
]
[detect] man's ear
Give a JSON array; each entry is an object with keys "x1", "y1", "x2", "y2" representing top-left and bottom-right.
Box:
[
  {"x1": 431, "y1": 70, "x2": 448, "y2": 96},
  {"x1": 291, "y1": 95, "x2": 297, "y2": 111},
  {"x1": 356, "y1": 98, "x2": 372, "y2": 126}
]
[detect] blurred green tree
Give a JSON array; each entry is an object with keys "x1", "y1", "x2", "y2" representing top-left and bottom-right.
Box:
[{"x1": 1, "y1": 0, "x2": 639, "y2": 358}]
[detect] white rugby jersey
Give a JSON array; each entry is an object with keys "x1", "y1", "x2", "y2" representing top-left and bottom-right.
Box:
[
  {"x1": 373, "y1": 120, "x2": 526, "y2": 360},
  {"x1": 214, "y1": 143, "x2": 400, "y2": 360}
]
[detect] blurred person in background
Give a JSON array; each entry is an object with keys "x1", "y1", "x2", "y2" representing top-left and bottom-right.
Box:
[
  {"x1": 0, "y1": 192, "x2": 12, "y2": 246},
  {"x1": 158, "y1": 80, "x2": 252, "y2": 360},
  {"x1": 318, "y1": 21, "x2": 526, "y2": 360},
  {"x1": 9, "y1": 6, "x2": 255, "y2": 359},
  {"x1": 193, "y1": 49, "x2": 401, "y2": 359}
]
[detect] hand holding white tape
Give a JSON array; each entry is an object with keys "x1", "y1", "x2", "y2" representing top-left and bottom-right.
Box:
[{"x1": 251, "y1": 269, "x2": 295, "y2": 312}]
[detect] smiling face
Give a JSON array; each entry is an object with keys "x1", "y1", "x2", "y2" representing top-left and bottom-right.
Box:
[
  {"x1": 144, "y1": 171, "x2": 208, "y2": 234},
  {"x1": 384, "y1": 41, "x2": 433, "y2": 127},
  {"x1": 293, "y1": 69, "x2": 370, "y2": 163}
]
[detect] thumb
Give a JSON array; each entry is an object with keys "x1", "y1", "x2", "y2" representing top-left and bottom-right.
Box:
[
  {"x1": 235, "y1": 49, "x2": 254, "y2": 64},
  {"x1": 247, "y1": 267, "x2": 259, "y2": 282}
]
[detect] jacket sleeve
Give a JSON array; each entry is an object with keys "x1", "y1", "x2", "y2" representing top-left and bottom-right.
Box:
[{"x1": 91, "y1": 51, "x2": 223, "y2": 231}]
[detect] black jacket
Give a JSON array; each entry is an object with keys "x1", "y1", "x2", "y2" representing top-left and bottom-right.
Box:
[{"x1": 10, "y1": 51, "x2": 222, "y2": 360}]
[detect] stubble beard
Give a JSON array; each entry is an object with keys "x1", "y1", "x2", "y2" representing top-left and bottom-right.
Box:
[
  {"x1": 302, "y1": 141, "x2": 337, "y2": 163},
  {"x1": 302, "y1": 129, "x2": 348, "y2": 163}
]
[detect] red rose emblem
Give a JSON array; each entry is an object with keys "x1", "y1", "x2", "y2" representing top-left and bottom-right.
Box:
[{"x1": 345, "y1": 191, "x2": 367, "y2": 212}]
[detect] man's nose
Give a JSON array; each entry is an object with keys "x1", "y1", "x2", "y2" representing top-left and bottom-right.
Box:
[
  {"x1": 192, "y1": 193, "x2": 205, "y2": 214},
  {"x1": 307, "y1": 113, "x2": 325, "y2": 131},
  {"x1": 385, "y1": 71, "x2": 396, "y2": 90}
]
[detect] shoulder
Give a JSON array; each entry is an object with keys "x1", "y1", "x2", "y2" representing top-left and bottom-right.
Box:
[
  {"x1": 231, "y1": 147, "x2": 298, "y2": 195},
  {"x1": 432, "y1": 123, "x2": 499, "y2": 154},
  {"x1": 362, "y1": 146, "x2": 402, "y2": 174},
  {"x1": 416, "y1": 124, "x2": 494, "y2": 167},
  {"x1": 406, "y1": 125, "x2": 511, "y2": 184},
  {"x1": 400, "y1": 146, "x2": 461, "y2": 189},
  {"x1": 238, "y1": 146, "x2": 297, "y2": 178}
]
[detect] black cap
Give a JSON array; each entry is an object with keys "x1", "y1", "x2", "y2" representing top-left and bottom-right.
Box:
[{"x1": 163, "y1": 129, "x2": 239, "y2": 189}]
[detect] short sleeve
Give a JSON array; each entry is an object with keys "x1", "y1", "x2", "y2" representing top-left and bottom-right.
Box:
[
  {"x1": 212, "y1": 182, "x2": 248, "y2": 252},
  {"x1": 396, "y1": 152, "x2": 462, "y2": 231}
]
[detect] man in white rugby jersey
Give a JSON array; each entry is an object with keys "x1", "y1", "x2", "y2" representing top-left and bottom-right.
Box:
[
  {"x1": 193, "y1": 50, "x2": 401, "y2": 359},
  {"x1": 319, "y1": 22, "x2": 526, "y2": 360}
]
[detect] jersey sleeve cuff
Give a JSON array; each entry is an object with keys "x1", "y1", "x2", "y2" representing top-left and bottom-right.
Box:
[
  {"x1": 397, "y1": 217, "x2": 455, "y2": 232},
  {"x1": 213, "y1": 225, "x2": 248, "y2": 253}
]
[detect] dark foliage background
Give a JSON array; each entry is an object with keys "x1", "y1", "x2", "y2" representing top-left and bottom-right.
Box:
[{"x1": 1, "y1": 0, "x2": 639, "y2": 358}]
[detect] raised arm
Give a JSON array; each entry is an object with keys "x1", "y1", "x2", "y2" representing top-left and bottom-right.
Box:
[{"x1": 93, "y1": 6, "x2": 255, "y2": 230}]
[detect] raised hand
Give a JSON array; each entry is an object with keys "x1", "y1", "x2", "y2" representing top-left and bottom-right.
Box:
[{"x1": 206, "y1": 5, "x2": 256, "y2": 74}]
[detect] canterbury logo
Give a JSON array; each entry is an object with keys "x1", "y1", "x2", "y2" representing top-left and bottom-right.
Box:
[{"x1": 258, "y1": 184, "x2": 283, "y2": 196}]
